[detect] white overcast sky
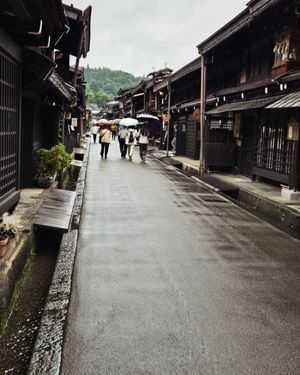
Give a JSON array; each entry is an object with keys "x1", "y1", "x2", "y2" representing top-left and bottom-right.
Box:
[{"x1": 64, "y1": 0, "x2": 247, "y2": 77}]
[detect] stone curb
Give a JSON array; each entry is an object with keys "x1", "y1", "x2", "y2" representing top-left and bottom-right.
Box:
[
  {"x1": 27, "y1": 142, "x2": 90, "y2": 375},
  {"x1": 27, "y1": 230, "x2": 78, "y2": 375},
  {"x1": 191, "y1": 175, "x2": 220, "y2": 193}
]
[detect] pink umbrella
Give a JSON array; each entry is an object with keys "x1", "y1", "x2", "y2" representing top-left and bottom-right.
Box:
[{"x1": 95, "y1": 119, "x2": 109, "y2": 126}]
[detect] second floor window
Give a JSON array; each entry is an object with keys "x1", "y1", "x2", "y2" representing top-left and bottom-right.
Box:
[{"x1": 273, "y1": 36, "x2": 290, "y2": 66}]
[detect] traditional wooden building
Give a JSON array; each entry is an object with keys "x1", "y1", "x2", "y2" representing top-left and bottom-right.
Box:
[
  {"x1": 0, "y1": 1, "x2": 91, "y2": 218},
  {"x1": 106, "y1": 101, "x2": 121, "y2": 120},
  {"x1": 56, "y1": 3, "x2": 91, "y2": 153},
  {"x1": 117, "y1": 68, "x2": 172, "y2": 141},
  {"x1": 117, "y1": 86, "x2": 136, "y2": 117},
  {"x1": 144, "y1": 68, "x2": 172, "y2": 115},
  {"x1": 169, "y1": 58, "x2": 201, "y2": 159},
  {"x1": 197, "y1": 0, "x2": 300, "y2": 194},
  {"x1": 131, "y1": 82, "x2": 146, "y2": 117}
]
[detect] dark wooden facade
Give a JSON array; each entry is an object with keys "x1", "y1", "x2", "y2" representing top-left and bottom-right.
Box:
[
  {"x1": 0, "y1": 1, "x2": 91, "y2": 217},
  {"x1": 116, "y1": 0, "x2": 299, "y2": 190},
  {"x1": 169, "y1": 58, "x2": 201, "y2": 159},
  {"x1": 0, "y1": 31, "x2": 21, "y2": 214},
  {"x1": 117, "y1": 68, "x2": 173, "y2": 140},
  {"x1": 198, "y1": 0, "x2": 300, "y2": 189}
]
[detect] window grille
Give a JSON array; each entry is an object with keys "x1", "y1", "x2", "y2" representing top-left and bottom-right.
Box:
[
  {"x1": 0, "y1": 49, "x2": 20, "y2": 203},
  {"x1": 255, "y1": 111, "x2": 290, "y2": 175}
]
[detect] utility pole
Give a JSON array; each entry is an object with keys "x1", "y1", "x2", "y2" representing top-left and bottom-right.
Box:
[
  {"x1": 166, "y1": 81, "x2": 171, "y2": 157},
  {"x1": 199, "y1": 53, "x2": 206, "y2": 176}
]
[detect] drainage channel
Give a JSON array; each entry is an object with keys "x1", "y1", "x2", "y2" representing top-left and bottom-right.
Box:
[
  {"x1": 0, "y1": 245, "x2": 59, "y2": 375},
  {"x1": 0, "y1": 171, "x2": 80, "y2": 375}
]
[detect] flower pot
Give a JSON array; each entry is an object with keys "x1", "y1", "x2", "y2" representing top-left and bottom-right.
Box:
[
  {"x1": 36, "y1": 175, "x2": 55, "y2": 188},
  {"x1": 0, "y1": 236, "x2": 9, "y2": 246}
]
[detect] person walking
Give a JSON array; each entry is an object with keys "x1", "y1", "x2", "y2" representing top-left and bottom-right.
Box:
[
  {"x1": 99, "y1": 125, "x2": 111, "y2": 159},
  {"x1": 125, "y1": 127, "x2": 138, "y2": 161},
  {"x1": 171, "y1": 123, "x2": 177, "y2": 155},
  {"x1": 118, "y1": 127, "x2": 128, "y2": 158},
  {"x1": 110, "y1": 123, "x2": 118, "y2": 140},
  {"x1": 91, "y1": 124, "x2": 99, "y2": 143},
  {"x1": 138, "y1": 126, "x2": 149, "y2": 161}
]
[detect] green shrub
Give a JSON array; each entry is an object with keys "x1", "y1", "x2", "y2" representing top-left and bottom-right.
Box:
[{"x1": 35, "y1": 144, "x2": 72, "y2": 177}]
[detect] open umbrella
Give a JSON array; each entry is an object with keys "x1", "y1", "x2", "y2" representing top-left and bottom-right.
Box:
[
  {"x1": 119, "y1": 118, "x2": 138, "y2": 127},
  {"x1": 95, "y1": 118, "x2": 109, "y2": 126},
  {"x1": 136, "y1": 114, "x2": 160, "y2": 121}
]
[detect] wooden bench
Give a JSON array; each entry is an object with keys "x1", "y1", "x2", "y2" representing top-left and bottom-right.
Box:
[{"x1": 33, "y1": 189, "x2": 76, "y2": 233}]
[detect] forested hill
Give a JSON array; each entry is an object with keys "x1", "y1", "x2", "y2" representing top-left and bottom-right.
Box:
[{"x1": 85, "y1": 66, "x2": 144, "y2": 108}]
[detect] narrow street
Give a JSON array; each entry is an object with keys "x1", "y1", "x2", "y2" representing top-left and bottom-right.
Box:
[{"x1": 61, "y1": 140, "x2": 300, "y2": 375}]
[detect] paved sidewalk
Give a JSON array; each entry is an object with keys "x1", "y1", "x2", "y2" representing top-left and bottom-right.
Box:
[{"x1": 150, "y1": 149, "x2": 300, "y2": 237}]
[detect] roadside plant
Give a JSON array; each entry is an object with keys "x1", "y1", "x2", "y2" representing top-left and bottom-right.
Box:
[
  {"x1": 6, "y1": 223, "x2": 18, "y2": 237},
  {"x1": 0, "y1": 223, "x2": 18, "y2": 241},
  {"x1": 0, "y1": 225, "x2": 9, "y2": 242},
  {"x1": 35, "y1": 144, "x2": 72, "y2": 178}
]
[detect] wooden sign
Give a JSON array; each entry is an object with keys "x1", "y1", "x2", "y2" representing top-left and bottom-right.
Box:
[
  {"x1": 234, "y1": 113, "x2": 242, "y2": 139},
  {"x1": 71, "y1": 118, "x2": 78, "y2": 127},
  {"x1": 192, "y1": 108, "x2": 200, "y2": 121},
  {"x1": 287, "y1": 118, "x2": 299, "y2": 141}
]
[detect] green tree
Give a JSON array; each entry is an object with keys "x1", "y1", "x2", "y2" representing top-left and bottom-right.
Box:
[{"x1": 84, "y1": 67, "x2": 144, "y2": 107}]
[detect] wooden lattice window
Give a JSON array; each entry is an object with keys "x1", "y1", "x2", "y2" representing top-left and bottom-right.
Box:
[
  {"x1": 0, "y1": 48, "x2": 20, "y2": 202},
  {"x1": 255, "y1": 111, "x2": 290, "y2": 175}
]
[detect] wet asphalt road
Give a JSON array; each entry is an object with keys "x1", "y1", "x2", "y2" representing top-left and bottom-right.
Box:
[{"x1": 61, "y1": 140, "x2": 300, "y2": 375}]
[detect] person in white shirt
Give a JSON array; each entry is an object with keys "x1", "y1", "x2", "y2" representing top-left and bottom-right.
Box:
[
  {"x1": 125, "y1": 127, "x2": 138, "y2": 161},
  {"x1": 138, "y1": 126, "x2": 149, "y2": 161},
  {"x1": 118, "y1": 127, "x2": 128, "y2": 158},
  {"x1": 91, "y1": 124, "x2": 99, "y2": 143}
]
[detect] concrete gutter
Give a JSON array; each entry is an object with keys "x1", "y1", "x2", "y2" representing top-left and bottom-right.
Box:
[
  {"x1": 0, "y1": 188, "x2": 50, "y2": 317},
  {"x1": 27, "y1": 141, "x2": 90, "y2": 375},
  {"x1": 0, "y1": 234, "x2": 32, "y2": 314}
]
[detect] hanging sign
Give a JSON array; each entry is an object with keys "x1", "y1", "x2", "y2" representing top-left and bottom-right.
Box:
[
  {"x1": 192, "y1": 108, "x2": 200, "y2": 121},
  {"x1": 71, "y1": 118, "x2": 78, "y2": 127},
  {"x1": 287, "y1": 118, "x2": 299, "y2": 141}
]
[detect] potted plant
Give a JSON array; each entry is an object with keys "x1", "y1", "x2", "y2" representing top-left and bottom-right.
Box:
[
  {"x1": 35, "y1": 144, "x2": 72, "y2": 188},
  {"x1": 6, "y1": 223, "x2": 18, "y2": 238},
  {"x1": 0, "y1": 223, "x2": 17, "y2": 246},
  {"x1": 80, "y1": 134, "x2": 86, "y2": 144},
  {"x1": 0, "y1": 224, "x2": 9, "y2": 246}
]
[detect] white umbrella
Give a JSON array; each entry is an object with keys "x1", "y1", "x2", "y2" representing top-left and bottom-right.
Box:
[
  {"x1": 119, "y1": 118, "x2": 138, "y2": 127},
  {"x1": 137, "y1": 114, "x2": 160, "y2": 121}
]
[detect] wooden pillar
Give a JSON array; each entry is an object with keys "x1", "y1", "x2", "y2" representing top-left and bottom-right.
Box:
[
  {"x1": 292, "y1": 140, "x2": 299, "y2": 190},
  {"x1": 199, "y1": 53, "x2": 206, "y2": 175},
  {"x1": 166, "y1": 81, "x2": 171, "y2": 156},
  {"x1": 287, "y1": 119, "x2": 300, "y2": 191}
]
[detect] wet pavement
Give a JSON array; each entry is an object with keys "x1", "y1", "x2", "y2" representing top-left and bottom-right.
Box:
[{"x1": 61, "y1": 140, "x2": 300, "y2": 375}]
